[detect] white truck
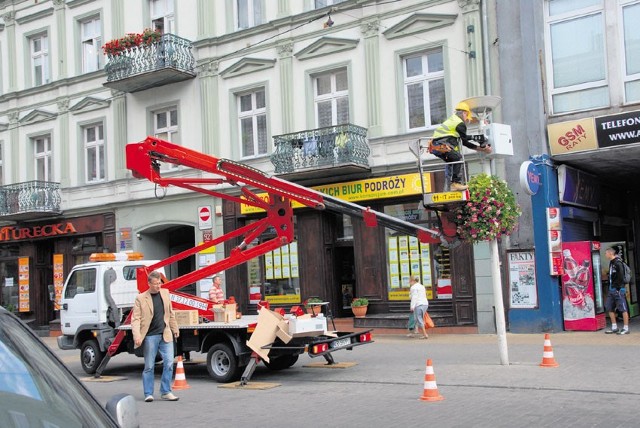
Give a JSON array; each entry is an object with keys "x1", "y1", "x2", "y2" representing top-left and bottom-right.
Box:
[{"x1": 57, "y1": 253, "x2": 372, "y2": 383}]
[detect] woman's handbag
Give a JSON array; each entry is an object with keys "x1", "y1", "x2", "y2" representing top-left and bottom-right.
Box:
[{"x1": 423, "y1": 311, "x2": 435, "y2": 329}]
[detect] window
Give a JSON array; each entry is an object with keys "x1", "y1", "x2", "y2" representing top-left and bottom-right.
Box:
[
  {"x1": 236, "y1": 0, "x2": 263, "y2": 30},
  {"x1": 238, "y1": 89, "x2": 268, "y2": 157},
  {"x1": 81, "y1": 17, "x2": 101, "y2": 73},
  {"x1": 63, "y1": 269, "x2": 96, "y2": 298},
  {"x1": 150, "y1": 0, "x2": 174, "y2": 33},
  {"x1": 154, "y1": 108, "x2": 179, "y2": 168},
  {"x1": 30, "y1": 34, "x2": 50, "y2": 86},
  {"x1": 403, "y1": 48, "x2": 446, "y2": 130},
  {"x1": 33, "y1": 136, "x2": 52, "y2": 181},
  {"x1": 314, "y1": 69, "x2": 349, "y2": 127},
  {"x1": 83, "y1": 124, "x2": 105, "y2": 183},
  {"x1": 622, "y1": 1, "x2": 640, "y2": 103}
]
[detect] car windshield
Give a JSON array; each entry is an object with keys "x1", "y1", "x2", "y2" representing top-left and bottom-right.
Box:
[{"x1": 0, "y1": 311, "x2": 117, "y2": 427}]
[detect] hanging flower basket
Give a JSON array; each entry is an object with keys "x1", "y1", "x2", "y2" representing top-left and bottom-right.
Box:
[
  {"x1": 102, "y1": 28, "x2": 162, "y2": 57},
  {"x1": 453, "y1": 173, "x2": 521, "y2": 243}
]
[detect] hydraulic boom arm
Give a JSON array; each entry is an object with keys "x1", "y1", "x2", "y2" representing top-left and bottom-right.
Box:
[{"x1": 125, "y1": 137, "x2": 444, "y2": 316}]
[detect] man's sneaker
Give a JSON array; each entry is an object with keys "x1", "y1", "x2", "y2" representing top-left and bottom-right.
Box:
[
  {"x1": 451, "y1": 182, "x2": 468, "y2": 191},
  {"x1": 604, "y1": 328, "x2": 619, "y2": 334},
  {"x1": 617, "y1": 329, "x2": 630, "y2": 335},
  {"x1": 161, "y1": 392, "x2": 179, "y2": 401},
  {"x1": 144, "y1": 395, "x2": 154, "y2": 402}
]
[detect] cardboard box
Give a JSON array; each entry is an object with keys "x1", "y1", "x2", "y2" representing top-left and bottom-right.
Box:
[
  {"x1": 212, "y1": 303, "x2": 237, "y2": 323},
  {"x1": 174, "y1": 310, "x2": 199, "y2": 326},
  {"x1": 247, "y1": 308, "x2": 287, "y2": 362}
]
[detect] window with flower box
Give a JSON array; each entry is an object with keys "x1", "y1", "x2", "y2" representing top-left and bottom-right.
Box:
[
  {"x1": 150, "y1": 0, "x2": 174, "y2": 33},
  {"x1": 403, "y1": 47, "x2": 446, "y2": 130}
]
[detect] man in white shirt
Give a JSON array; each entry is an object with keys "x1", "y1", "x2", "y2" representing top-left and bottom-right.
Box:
[{"x1": 409, "y1": 275, "x2": 430, "y2": 339}]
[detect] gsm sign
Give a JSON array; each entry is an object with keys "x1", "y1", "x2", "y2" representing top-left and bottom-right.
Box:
[{"x1": 557, "y1": 124, "x2": 587, "y2": 150}]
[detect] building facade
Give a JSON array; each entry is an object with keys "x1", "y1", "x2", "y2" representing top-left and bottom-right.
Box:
[{"x1": 0, "y1": 0, "x2": 512, "y2": 333}]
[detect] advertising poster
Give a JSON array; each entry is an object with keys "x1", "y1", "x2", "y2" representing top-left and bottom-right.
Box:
[
  {"x1": 508, "y1": 250, "x2": 538, "y2": 309},
  {"x1": 436, "y1": 278, "x2": 452, "y2": 299},
  {"x1": 53, "y1": 254, "x2": 64, "y2": 310},
  {"x1": 290, "y1": 242, "x2": 299, "y2": 278},
  {"x1": 273, "y1": 248, "x2": 282, "y2": 279},
  {"x1": 265, "y1": 253, "x2": 273, "y2": 279},
  {"x1": 388, "y1": 237, "x2": 399, "y2": 289},
  {"x1": 18, "y1": 257, "x2": 29, "y2": 312}
]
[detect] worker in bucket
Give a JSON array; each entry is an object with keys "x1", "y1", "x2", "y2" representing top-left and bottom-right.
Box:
[{"x1": 429, "y1": 101, "x2": 492, "y2": 191}]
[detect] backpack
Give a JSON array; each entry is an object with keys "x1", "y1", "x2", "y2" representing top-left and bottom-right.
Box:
[{"x1": 621, "y1": 260, "x2": 631, "y2": 284}]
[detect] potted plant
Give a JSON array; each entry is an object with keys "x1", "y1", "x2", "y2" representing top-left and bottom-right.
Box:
[
  {"x1": 304, "y1": 297, "x2": 324, "y2": 315},
  {"x1": 351, "y1": 297, "x2": 369, "y2": 318}
]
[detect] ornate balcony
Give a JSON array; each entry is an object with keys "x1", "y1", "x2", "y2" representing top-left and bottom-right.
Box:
[
  {"x1": 271, "y1": 124, "x2": 371, "y2": 179},
  {"x1": 103, "y1": 33, "x2": 196, "y2": 93},
  {"x1": 0, "y1": 181, "x2": 62, "y2": 221}
]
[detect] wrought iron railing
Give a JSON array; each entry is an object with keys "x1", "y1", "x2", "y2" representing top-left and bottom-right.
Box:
[
  {"x1": 104, "y1": 33, "x2": 195, "y2": 82},
  {"x1": 0, "y1": 181, "x2": 61, "y2": 216},
  {"x1": 271, "y1": 124, "x2": 370, "y2": 174}
]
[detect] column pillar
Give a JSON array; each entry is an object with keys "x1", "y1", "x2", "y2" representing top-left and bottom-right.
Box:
[
  {"x1": 53, "y1": 0, "x2": 67, "y2": 79},
  {"x1": 8, "y1": 112, "x2": 19, "y2": 182},
  {"x1": 199, "y1": 62, "x2": 219, "y2": 155},
  {"x1": 111, "y1": 90, "x2": 128, "y2": 179},
  {"x1": 111, "y1": 0, "x2": 124, "y2": 37},
  {"x1": 360, "y1": 20, "x2": 382, "y2": 137},
  {"x1": 4, "y1": 12, "x2": 17, "y2": 92},
  {"x1": 57, "y1": 98, "x2": 70, "y2": 187},
  {"x1": 277, "y1": 41, "x2": 294, "y2": 133},
  {"x1": 197, "y1": 0, "x2": 216, "y2": 39},
  {"x1": 458, "y1": 0, "x2": 484, "y2": 96}
]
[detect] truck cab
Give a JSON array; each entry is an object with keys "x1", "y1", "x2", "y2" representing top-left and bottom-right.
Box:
[{"x1": 57, "y1": 252, "x2": 162, "y2": 373}]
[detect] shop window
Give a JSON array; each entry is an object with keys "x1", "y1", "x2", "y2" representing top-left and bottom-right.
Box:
[
  {"x1": 336, "y1": 214, "x2": 353, "y2": 241},
  {"x1": 64, "y1": 268, "x2": 96, "y2": 298},
  {"x1": 245, "y1": 219, "x2": 300, "y2": 305},
  {"x1": 403, "y1": 47, "x2": 446, "y2": 130},
  {"x1": 0, "y1": 258, "x2": 19, "y2": 311},
  {"x1": 384, "y1": 202, "x2": 453, "y2": 301}
]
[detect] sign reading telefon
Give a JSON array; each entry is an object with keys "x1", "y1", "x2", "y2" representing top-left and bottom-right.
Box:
[{"x1": 595, "y1": 110, "x2": 640, "y2": 148}]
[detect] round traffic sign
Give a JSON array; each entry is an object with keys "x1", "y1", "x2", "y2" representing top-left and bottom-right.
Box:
[{"x1": 199, "y1": 206, "x2": 211, "y2": 222}]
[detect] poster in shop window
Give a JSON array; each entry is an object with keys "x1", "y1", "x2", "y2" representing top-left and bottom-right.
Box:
[
  {"x1": 508, "y1": 250, "x2": 538, "y2": 309},
  {"x1": 19, "y1": 257, "x2": 29, "y2": 312}
]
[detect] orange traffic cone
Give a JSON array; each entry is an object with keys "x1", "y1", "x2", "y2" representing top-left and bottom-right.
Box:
[
  {"x1": 539, "y1": 333, "x2": 559, "y2": 368},
  {"x1": 172, "y1": 356, "x2": 191, "y2": 390},
  {"x1": 419, "y1": 359, "x2": 444, "y2": 401}
]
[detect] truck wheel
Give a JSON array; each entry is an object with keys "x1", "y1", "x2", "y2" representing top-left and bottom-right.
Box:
[
  {"x1": 206, "y1": 343, "x2": 240, "y2": 383},
  {"x1": 263, "y1": 354, "x2": 299, "y2": 371},
  {"x1": 81, "y1": 339, "x2": 105, "y2": 374}
]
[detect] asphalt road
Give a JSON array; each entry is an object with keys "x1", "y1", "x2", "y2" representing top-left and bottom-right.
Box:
[{"x1": 45, "y1": 329, "x2": 640, "y2": 428}]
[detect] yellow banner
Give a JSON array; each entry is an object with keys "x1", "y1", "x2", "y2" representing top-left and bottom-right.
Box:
[
  {"x1": 547, "y1": 118, "x2": 598, "y2": 155},
  {"x1": 431, "y1": 192, "x2": 465, "y2": 203},
  {"x1": 388, "y1": 290, "x2": 410, "y2": 301},
  {"x1": 265, "y1": 294, "x2": 301, "y2": 304},
  {"x1": 241, "y1": 173, "x2": 430, "y2": 214},
  {"x1": 18, "y1": 257, "x2": 29, "y2": 312}
]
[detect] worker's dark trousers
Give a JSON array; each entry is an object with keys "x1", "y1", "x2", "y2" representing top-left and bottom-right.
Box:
[{"x1": 433, "y1": 150, "x2": 463, "y2": 183}]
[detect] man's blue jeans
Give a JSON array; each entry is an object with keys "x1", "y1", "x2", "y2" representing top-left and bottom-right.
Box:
[{"x1": 142, "y1": 334, "x2": 174, "y2": 396}]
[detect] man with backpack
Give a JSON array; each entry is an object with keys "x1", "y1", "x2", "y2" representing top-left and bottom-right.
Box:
[{"x1": 604, "y1": 247, "x2": 630, "y2": 335}]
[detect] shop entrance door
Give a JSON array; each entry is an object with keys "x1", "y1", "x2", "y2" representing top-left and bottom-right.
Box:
[{"x1": 334, "y1": 245, "x2": 355, "y2": 317}]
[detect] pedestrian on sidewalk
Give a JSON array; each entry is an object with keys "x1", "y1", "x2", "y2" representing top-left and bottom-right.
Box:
[
  {"x1": 409, "y1": 275, "x2": 430, "y2": 339},
  {"x1": 604, "y1": 247, "x2": 630, "y2": 335},
  {"x1": 132, "y1": 270, "x2": 181, "y2": 402}
]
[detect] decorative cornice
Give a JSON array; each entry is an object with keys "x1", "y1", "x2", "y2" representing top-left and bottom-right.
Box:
[
  {"x1": 69, "y1": 96, "x2": 111, "y2": 114},
  {"x1": 383, "y1": 13, "x2": 458, "y2": 40},
  {"x1": 16, "y1": 7, "x2": 54, "y2": 25},
  {"x1": 8, "y1": 112, "x2": 19, "y2": 124},
  {"x1": 3, "y1": 11, "x2": 15, "y2": 25},
  {"x1": 52, "y1": 0, "x2": 66, "y2": 9},
  {"x1": 19, "y1": 109, "x2": 57, "y2": 125},
  {"x1": 110, "y1": 89, "x2": 125, "y2": 99},
  {"x1": 294, "y1": 37, "x2": 359, "y2": 61},
  {"x1": 57, "y1": 98, "x2": 69, "y2": 112},
  {"x1": 220, "y1": 58, "x2": 277, "y2": 79},
  {"x1": 198, "y1": 61, "x2": 219, "y2": 78},
  {"x1": 457, "y1": 0, "x2": 481, "y2": 13}
]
